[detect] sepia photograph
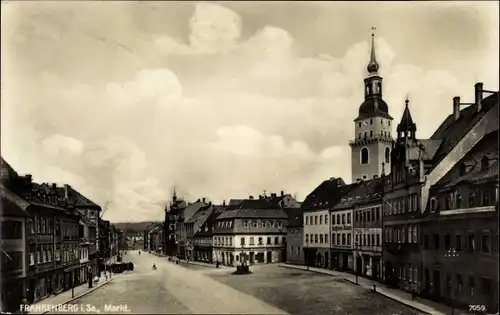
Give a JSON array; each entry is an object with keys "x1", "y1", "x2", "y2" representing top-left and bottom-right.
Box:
[{"x1": 1, "y1": 1, "x2": 498, "y2": 314}]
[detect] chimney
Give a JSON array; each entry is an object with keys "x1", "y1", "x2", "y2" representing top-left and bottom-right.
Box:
[
  {"x1": 475, "y1": 82, "x2": 483, "y2": 112},
  {"x1": 356, "y1": 178, "x2": 362, "y2": 183},
  {"x1": 64, "y1": 184, "x2": 69, "y2": 199},
  {"x1": 249, "y1": 195, "x2": 254, "y2": 200},
  {"x1": 202, "y1": 197, "x2": 206, "y2": 203},
  {"x1": 197, "y1": 198, "x2": 201, "y2": 202},
  {"x1": 373, "y1": 175, "x2": 379, "y2": 179},
  {"x1": 453, "y1": 96, "x2": 461, "y2": 121},
  {"x1": 259, "y1": 195, "x2": 263, "y2": 199},
  {"x1": 281, "y1": 190, "x2": 284, "y2": 197},
  {"x1": 222, "y1": 200, "x2": 226, "y2": 206},
  {"x1": 26, "y1": 174, "x2": 32, "y2": 183},
  {"x1": 271, "y1": 193, "x2": 276, "y2": 198},
  {"x1": 52, "y1": 183, "x2": 57, "y2": 190}
]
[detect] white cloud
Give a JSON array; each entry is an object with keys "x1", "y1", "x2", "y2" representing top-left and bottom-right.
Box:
[{"x1": 1, "y1": 2, "x2": 498, "y2": 222}]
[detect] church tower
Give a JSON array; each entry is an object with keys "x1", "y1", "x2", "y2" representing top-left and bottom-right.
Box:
[{"x1": 350, "y1": 29, "x2": 393, "y2": 182}]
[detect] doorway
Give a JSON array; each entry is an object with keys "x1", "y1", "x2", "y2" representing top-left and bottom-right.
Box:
[
  {"x1": 266, "y1": 251, "x2": 272, "y2": 263},
  {"x1": 433, "y1": 270, "x2": 441, "y2": 298}
]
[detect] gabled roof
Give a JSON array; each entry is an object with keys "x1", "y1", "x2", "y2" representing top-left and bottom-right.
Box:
[
  {"x1": 333, "y1": 178, "x2": 384, "y2": 210},
  {"x1": 403, "y1": 139, "x2": 442, "y2": 161},
  {"x1": 186, "y1": 204, "x2": 213, "y2": 225},
  {"x1": 194, "y1": 211, "x2": 221, "y2": 237},
  {"x1": 216, "y1": 208, "x2": 288, "y2": 219},
  {"x1": 183, "y1": 201, "x2": 207, "y2": 222},
  {"x1": 429, "y1": 93, "x2": 498, "y2": 171},
  {"x1": 67, "y1": 185, "x2": 101, "y2": 209},
  {"x1": 228, "y1": 199, "x2": 245, "y2": 206},
  {"x1": 301, "y1": 177, "x2": 352, "y2": 210}
]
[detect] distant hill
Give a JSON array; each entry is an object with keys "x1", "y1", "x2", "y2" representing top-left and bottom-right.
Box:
[{"x1": 112, "y1": 221, "x2": 160, "y2": 234}]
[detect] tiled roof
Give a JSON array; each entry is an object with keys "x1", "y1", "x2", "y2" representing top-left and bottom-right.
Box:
[
  {"x1": 67, "y1": 186, "x2": 101, "y2": 209},
  {"x1": 216, "y1": 208, "x2": 288, "y2": 219},
  {"x1": 301, "y1": 177, "x2": 352, "y2": 210},
  {"x1": 404, "y1": 139, "x2": 442, "y2": 161},
  {"x1": 0, "y1": 182, "x2": 29, "y2": 216},
  {"x1": 186, "y1": 204, "x2": 213, "y2": 224},
  {"x1": 183, "y1": 201, "x2": 208, "y2": 222},
  {"x1": 228, "y1": 199, "x2": 245, "y2": 206},
  {"x1": 194, "y1": 211, "x2": 221, "y2": 237},
  {"x1": 429, "y1": 93, "x2": 498, "y2": 171},
  {"x1": 283, "y1": 208, "x2": 303, "y2": 227},
  {"x1": 334, "y1": 178, "x2": 384, "y2": 210}
]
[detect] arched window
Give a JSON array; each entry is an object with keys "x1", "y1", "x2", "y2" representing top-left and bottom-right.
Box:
[
  {"x1": 368, "y1": 85, "x2": 373, "y2": 95},
  {"x1": 365, "y1": 85, "x2": 370, "y2": 95},
  {"x1": 377, "y1": 82, "x2": 382, "y2": 95},
  {"x1": 360, "y1": 147, "x2": 369, "y2": 164},
  {"x1": 430, "y1": 198, "x2": 437, "y2": 212},
  {"x1": 358, "y1": 122, "x2": 362, "y2": 128},
  {"x1": 364, "y1": 131, "x2": 368, "y2": 139},
  {"x1": 370, "y1": 119, "x2": 373, "y2": 125},
  {"x1": 369, "y1": 130, "x2": 373, "y2": 137},
  {"x1": 385, "y1": 147, "x2": 390, "y2": 164}
]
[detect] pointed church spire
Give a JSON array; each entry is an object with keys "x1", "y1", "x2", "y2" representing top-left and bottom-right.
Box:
[
  {"x1": 367, "y1": 27, "x2": 379, "y2": 74},
  {"x1": 397, "y1": 95, "x2": 417, "y2": 139}
]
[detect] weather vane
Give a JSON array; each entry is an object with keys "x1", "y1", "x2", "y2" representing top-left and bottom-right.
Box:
[{"x1": 371, "y1": 26, "x2": 376, "y2": 36}]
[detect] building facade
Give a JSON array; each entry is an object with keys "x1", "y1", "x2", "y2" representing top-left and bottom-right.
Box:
[
  {"x1": 349, "y1": 31, "x2": 393, "y2": 182},
  {"x1": 330, "y1": 199, "x2": 354, "y2": 271},
  {"x1": 350, "y1": 179, "x2": 384, "y2": 279},
  {"x1": 185, "y1": 204, "x2": 213, "y2": 261},
  {"x1": 213, "y1": 209, "x2": 288, "y2": 266},
  {"x1": 301, "y1": 177, "x2": 351, "y2": 269},
  {"x1": 285, "y1": 208, "x2": 304, "y2": 265},
  {"x1": 383, "y1": 84, "x2": 498, "y2": 301},
  {"x1": 421, "y1": 127, "x2": 498, "y2": 311},
  {"x1": 0, "y1": 181, "x2": 29, "y2": 313}
]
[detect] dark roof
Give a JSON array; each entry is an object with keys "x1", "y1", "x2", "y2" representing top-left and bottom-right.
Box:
[
  {"x1": 66, "y1": 186, "x2": 101, "y2": 209},
  {"x1": 397, "y1": 100, "x2": 417, "y2": 133},
  {"x1": 0, "y1": 182, "x2": 29, "y2": 216},
  {"x1": 356, "y1": 97, "x2": 392, "y2": 121},
  {"x1": 283, "y1": 208, "x2": 303, "y2": 227},
  {"x1": 194, "y1": 211, "x2": 221, "y2": 237},
  {"x1": 217, "y1": 208, "x2": 288, "y2": 219},
  {"x1": 333, "y1": 178, "x2": 384, "y2": 210},
  {"x1": 186, "y1": 204, "x2": 213, "y2": 224},
  {"x1": 301, "y1": 177, "x2": 353, "y2": 210},
  {"x1": 429, "y1": 93, "x2": 498, "y2": 171},
  {"x1": 228, "y1": 199, "x2": 245, "y2": 206}
]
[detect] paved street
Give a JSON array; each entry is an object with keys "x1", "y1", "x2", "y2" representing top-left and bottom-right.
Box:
[
  {"x1": 48, "y1": 250, "x2": 287, "y2": 314},
  {"x1": 204, "y1": 264, "x2": 425, "y2": 315}
]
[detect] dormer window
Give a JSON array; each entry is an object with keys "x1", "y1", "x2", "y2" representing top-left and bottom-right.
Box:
[{"x1": 430, "y1": 197, "x2": 437, "y2": 212}]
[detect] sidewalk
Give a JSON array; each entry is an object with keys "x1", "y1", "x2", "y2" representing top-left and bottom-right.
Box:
[
  {"x1": 280, "y1": 263, "x2": 449, "y2": 315},
  {"x1": 30, "y1": 278, "x2": 114, "y2": 314}
]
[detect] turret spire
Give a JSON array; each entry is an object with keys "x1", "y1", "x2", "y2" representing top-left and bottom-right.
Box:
[
  {"x1": 397, "y1": 95, "x2": 417, "y2": 139},
  {"x1": 367, "y1": 27, "x2": 379, "y2": 74}
]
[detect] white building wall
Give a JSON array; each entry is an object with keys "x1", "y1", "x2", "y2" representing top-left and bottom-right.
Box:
[{"x1": 303, "y1": 209, "x2": 330, "y2": 248}]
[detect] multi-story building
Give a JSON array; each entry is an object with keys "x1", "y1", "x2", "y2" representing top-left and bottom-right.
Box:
[
  {"x1": 164, "y1": 190, "x2": 187, "y2": 256},
  {"x1": 330, "y1": 187, "x2": 356, "y2": 272},
  {"x1": 213, "y1": 207, "x2": 288, "y2": 266},
  {"x1": 421, "y1": 124, "x2": 498, "y2": 310},
  {"x1": 177, "y1": 199, "x2": 207, "y2": 259},
  {"x1": 192, "y1": 205, "x2": 225, "y2": 263},
  {"x1": 348, "y1": 178, "x2": 384, "y2": 279},
  {"x1": 302, "y1": 177, "x2": 351, "y2": 269},
  {"x1": 58, "y1": 185, "x2": 101, "y2": 275},
  {"x1": 348, "y1": 31, "x2": 393, "y2": 182},
  {"x1": 0, "y1": 180, "x2": 29, "y2": 313},
  {"x1": 185, "y1": 204, "x2": 213, "y2": 261},
  {"x1": 383, "y1": 83, "x2": 498, "y2": 298},
  {"x1": 98, "y1": 220, "x2": 110, "y2": 269},
  {"x1": 284, "y1": 208, "x2": 304, "y2": 265},
  {"x1": 77, "y1": 215, "x2": 93, "y2": 285}
]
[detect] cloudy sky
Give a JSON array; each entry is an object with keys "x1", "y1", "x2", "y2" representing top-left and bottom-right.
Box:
[{"x1": 1, "y1": 1, "x2": 498, "y2": 222}]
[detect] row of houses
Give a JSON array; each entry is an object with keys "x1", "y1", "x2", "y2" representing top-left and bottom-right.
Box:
[
  {"x1": 0, "y1": 158, "x2": 123, "y2": 313},
  {"x1": 145, "y1": 32, "x2": 498, "y2": 313},
  {"x1": 143, "y1": 86, "x2": 498, "y2": 313}
]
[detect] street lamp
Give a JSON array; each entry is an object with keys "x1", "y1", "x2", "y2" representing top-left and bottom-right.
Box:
[
  {"x1": 305, "y1": 236, "x2": 309, "y2": 271},
  {"x1": 71, "y1": 271, "x2": 75, "y2": 298},
  {"x1": 241, "y1": 245, "x2": 245, "y2": 267},
  {"x1": 444, "y1": 248, "x2": 459, "y2": 315}
]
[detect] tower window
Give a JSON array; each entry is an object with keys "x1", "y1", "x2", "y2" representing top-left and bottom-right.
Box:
[
  {"x1": 364, "y1": 132, "x2": 368, "y2": 139},
  {"x1": 381, "y1": 119, "x2": 384, "y2": 124},
  {"x1": 388, "y1": 121, "x2": 391, "y2": 126},
  {"x1": 385, "y1": 147, "x2": 390, "y2": 164},
  {"x1": 358, "y1": 122, "x2": 362, "y2": 128},
  {"x1": 370, "y1": 119, "x2": 373, "y2": 125},
  {"x1": 377, "y1": 82, "x2": 382, "y2": 95},
  {"x1": 370, "y1": 130, "x2": 373, "y2": 137},
  {"x1": 360, "y1": 147, "x2": 369, "y2": 165},
  {"x1": 358, "y1": 133, "x2": 361, "y2": 139}
]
